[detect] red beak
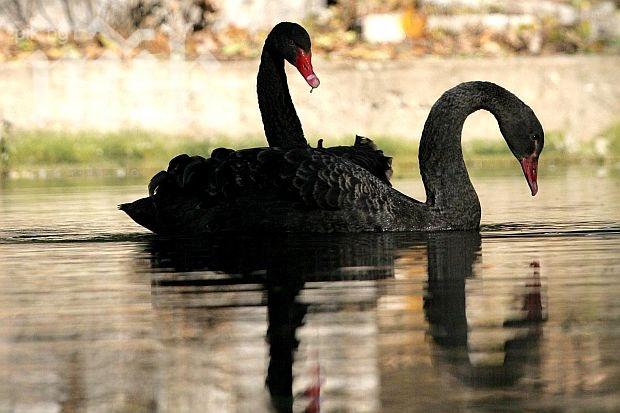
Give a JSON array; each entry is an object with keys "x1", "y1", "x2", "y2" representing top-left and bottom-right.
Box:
[
  {"x1": 519, "y1": 154, "x2": 539, "y2": 196},
  {"x1": 295, "y1": 48, "x2": 320, "y2": 89}
]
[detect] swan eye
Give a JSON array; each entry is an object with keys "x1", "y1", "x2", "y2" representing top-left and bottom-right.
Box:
[
  {"x1": 530, "y1": 134, "x2": 538, "y2": 141},
  {"x1": 288, "y1": 39, "x2": 295, "y2": 46}
]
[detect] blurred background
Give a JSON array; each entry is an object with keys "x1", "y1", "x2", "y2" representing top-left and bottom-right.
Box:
[
  {"x1": 1, "y1": 3, "x2": 620, "y2": 413},
  {"x1": 0, "y1": 0, "x2": 618, "y2": 179}
]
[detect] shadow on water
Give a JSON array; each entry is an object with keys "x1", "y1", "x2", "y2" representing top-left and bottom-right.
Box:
[{"x1": 144, "y1": 232, "x2": 545, "y2": 412}]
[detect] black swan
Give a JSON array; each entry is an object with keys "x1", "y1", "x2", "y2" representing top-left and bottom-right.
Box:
[
  {"x1": 257, "y1": 22, "x2": 392, "y2": 184},
  {"x1": 120, "y1": 81, "x2": 544, "y2": 234}
]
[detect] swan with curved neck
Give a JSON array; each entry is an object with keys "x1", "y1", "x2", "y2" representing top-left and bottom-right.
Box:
[
  {"x1": 120, "y1": 81, "x2": 544, "y2": 234},
  {"x1": 418, "y1": 81, "x2": 543, "y2": 228},
  {"x1": 256, "y1": 22, "x2": 393, "y2": 183}
]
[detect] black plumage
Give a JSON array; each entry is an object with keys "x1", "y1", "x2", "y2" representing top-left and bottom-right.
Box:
[
  {"x1": 257, "y1": 22, "x2": 393, "y2": 184},
  {"x1": 121, "y1": 82, "x2": 544, "y2": 235}
]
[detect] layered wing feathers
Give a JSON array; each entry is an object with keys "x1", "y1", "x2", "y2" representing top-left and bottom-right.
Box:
[{"x1": 149, "y1": 146, "x2": 392, "y2": 214}]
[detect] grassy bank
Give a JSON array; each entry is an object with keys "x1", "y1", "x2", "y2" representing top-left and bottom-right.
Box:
[{"x1": 2, "y1": 125, "x2": 620, "y2": 180}]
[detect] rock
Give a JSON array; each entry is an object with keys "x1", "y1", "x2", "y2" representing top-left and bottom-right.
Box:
[
  {"x1": 502, "y1": 1, "x2": 579, "y2": 26},
  {"x1": 424, "y1": 0, "x2": 580, "y2": 26},
  {"x1": 528, "y1": 31, "x2": 543, "y2": 55},
  {"x1": 428, "y1": 14, "x2": 536, "y2": 33},
  {"x1": 582, "y1": 1, "x2": 620, "y2": 40},
  {"x1": 214, "y1": 0, "x2": 327, "y2": 31},
  {"x1": 362, "y1": 13, "x2": 407, "y2": 43}
]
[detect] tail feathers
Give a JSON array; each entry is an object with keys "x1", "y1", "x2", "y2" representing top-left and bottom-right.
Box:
[
  {"x1": 354, "y1": 135, "x2": 379, "y2": 151},
  {"x1": 384, "y1": 156, "x2": 394, "y2": 182},
  {"x1": 148, "y1": 170, "x2": 168, "y2": 196},
  {"x1": 119, "y1": 197, "x2": 161, "y2": 234},
  {"x1": 353, "y1": 135, "x2": 393, "y2": 186},
  {"x1": 318, "y1": 135, "x2": 393, "y2": 186}
]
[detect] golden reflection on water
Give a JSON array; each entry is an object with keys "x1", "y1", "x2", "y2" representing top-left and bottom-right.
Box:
[{"x1": 0, "y1": 168, "x2": 619, "y2": 412}]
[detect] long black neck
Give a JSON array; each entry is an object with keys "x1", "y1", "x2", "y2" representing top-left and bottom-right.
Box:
[
  {"x1": 419, "y1": 82, "x2": 518, "y2": 216},
  {"x1": 257, "y1": 47, "x2": 307, "y2": 148}
]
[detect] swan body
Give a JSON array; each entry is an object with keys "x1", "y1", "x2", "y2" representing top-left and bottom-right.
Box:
[{"x1": 121, "y1": 81, "x2": 544, "y2": 235}]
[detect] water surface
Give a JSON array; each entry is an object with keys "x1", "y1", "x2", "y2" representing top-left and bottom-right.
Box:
[{"x1": 1, "y1": 167, "x2": 619, "y2": 412}]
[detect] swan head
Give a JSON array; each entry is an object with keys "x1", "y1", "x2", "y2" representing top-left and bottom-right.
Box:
[
  {"x1": 267, "y1": 22, "x2": 320, "y2": 89},
  {"x1": 500, "y1": 104, "x2": 544, "y2": 196}
]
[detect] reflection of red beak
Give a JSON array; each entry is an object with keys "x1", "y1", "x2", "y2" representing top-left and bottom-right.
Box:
[
  {"x1": 525, "y1": 261, "x2": 543, "y2": 322},
  {"x1": 519, "y1": 154, "x2": 538, "y2": 196},
  {"x1": 295, "y1": 48, "x2": 320, "y2": 89}
]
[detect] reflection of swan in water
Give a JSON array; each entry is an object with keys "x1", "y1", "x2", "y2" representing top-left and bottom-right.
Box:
[
  {"x1": 146, "y1": 234, "x2": 424, "y2": 412},
  {"x1": 424, "y1": 233, "x2": 546, "y2": 386},
  {"x1": 144, "y1": 232, "x2": 546, "y2": 411},
  {"x1": 146, "y1": 233, "x2": 425, "y2": 282}
]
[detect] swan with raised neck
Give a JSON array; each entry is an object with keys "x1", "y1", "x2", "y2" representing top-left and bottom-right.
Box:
[
  {"x1": 257, "y1": 22, "x2": 319, "y2": 148},
  {"x1": 255, "y1": 22, "x2": 393, "y2": 184}
]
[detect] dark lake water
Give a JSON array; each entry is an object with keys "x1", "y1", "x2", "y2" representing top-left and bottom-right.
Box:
[{"x1": 1, "y1": 166, "x2": 619, "y2": 412}]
